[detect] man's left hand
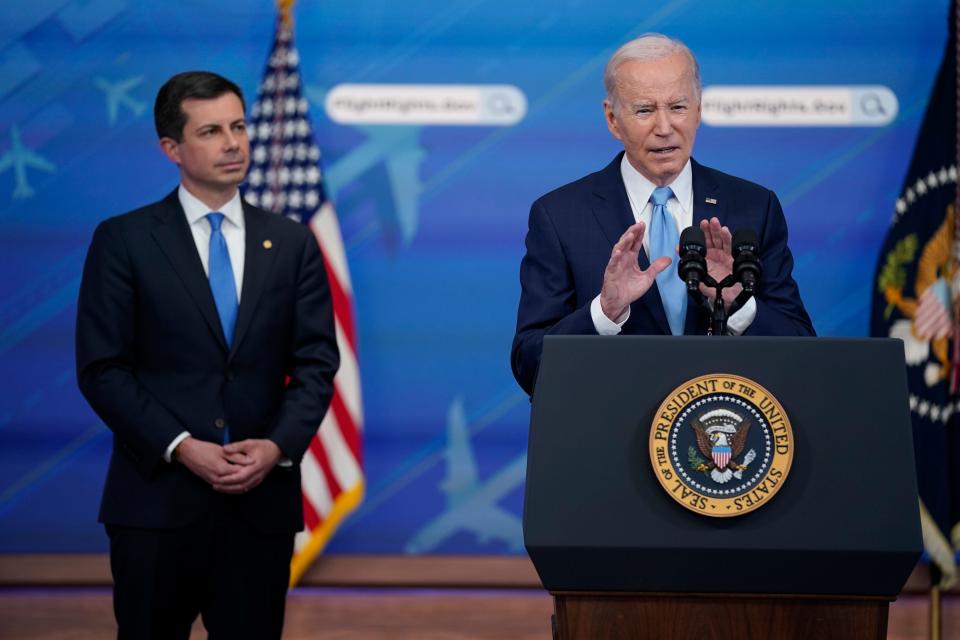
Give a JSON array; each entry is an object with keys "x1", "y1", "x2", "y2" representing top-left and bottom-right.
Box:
[
  {"x1": 699, "y1": 217, "x2": 742, "y2": 312},
  {"x1": 213, "y1": 438, "x2": 283, "y2": 494}
]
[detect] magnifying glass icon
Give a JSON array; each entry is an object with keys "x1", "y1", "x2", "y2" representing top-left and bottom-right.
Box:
[
  {"x1": 860, "y1": 93, "x2": 886, "y2": 117},
  {"x1": 486, "y1": 92, "x2": 515, "y2": 115}
]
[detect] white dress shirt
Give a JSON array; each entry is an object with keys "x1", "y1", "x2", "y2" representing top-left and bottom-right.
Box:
[
  {"x1": 589, "y1": 156, "x2": 757, "y2": 335},
  {"x1": 179, "y1": 185, "x2": 245, "y2": 302},
  {"x1": 163, "y1": 185, "x2": 245, "y2": 462},
  {"x1": 163, "y1": 187, "x2": 294, "y2": 467}
]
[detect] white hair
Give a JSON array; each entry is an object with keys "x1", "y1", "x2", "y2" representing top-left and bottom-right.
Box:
[{"x1": 603, "y1": 33, "x2": 702, "y2": 106}]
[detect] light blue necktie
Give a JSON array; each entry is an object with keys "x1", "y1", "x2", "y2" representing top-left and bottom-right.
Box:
[
  {"x1": 207, "y1": 212, "x2": 237, "y2": 442},
  {"x1": 648, "y1": 186, "x2": 687, "y2": 335}
]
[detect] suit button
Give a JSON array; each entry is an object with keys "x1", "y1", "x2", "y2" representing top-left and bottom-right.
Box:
[
  {"x1": 226, "y1": 370, "x2": 236, "y2": 381},
  {"x1": 214, "y1": 418, "x2": 225, "y2": 429}
]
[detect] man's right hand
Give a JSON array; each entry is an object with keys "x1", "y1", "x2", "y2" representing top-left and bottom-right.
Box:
[
  {"x1": 599, "y1": 221, "x2": 671, "y2": 321},
  {"x1": 173, "y1": 437, "x2": 236, "y2": 486}
]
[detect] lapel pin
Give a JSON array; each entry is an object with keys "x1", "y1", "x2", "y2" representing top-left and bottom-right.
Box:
[
  {"x1": 263, "y1": 239, "x2": 273, "y2": 249},
  {"x1": 705, "y1": 198, "x2": 718, "y2": 205}
]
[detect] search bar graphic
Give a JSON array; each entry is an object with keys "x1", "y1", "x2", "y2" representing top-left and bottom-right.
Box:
[
  {"x1": 325, "y1": 84, "x2": 527, "y2": 126},
  {"x1": 701, "y1": 85, "x2": 898, "y2": 127}
]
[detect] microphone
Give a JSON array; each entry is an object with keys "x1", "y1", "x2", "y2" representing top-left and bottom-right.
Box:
[
  {"x1": 678, "y1": 226, "x2": 707, "y2": 291},
  {"x1": 731, "y1": 229, "x2": 761, "y2": 293}
]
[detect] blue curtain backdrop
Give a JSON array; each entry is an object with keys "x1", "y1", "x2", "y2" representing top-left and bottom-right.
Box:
[{"x1": 0, "y1": 0, "x2": 949, "y2": 554}]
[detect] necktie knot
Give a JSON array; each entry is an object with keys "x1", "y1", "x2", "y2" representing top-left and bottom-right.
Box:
[
  {"x1": 207, "y1": 212, "x2": 225, "y2": 232},
  {"x1": 651, "y1": 186, "x2": 673, "y2": 208}
]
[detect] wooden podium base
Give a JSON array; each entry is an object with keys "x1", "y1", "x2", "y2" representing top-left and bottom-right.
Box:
[{"x1": 551, "y1": 592, "x2": 892, "y2": 640}]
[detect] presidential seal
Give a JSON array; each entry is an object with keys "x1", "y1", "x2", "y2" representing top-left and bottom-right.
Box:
[{"x1": 649, "y1": 374, "x2": 794, "y2": 517}]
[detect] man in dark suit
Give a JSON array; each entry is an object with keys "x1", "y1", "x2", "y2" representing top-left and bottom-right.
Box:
[
  {"x1": 76, "y1": 71, "x2": 339, "y2": 638},
  {"x1": 512, "y1": 34, "x2": 814, "y2": 395}
]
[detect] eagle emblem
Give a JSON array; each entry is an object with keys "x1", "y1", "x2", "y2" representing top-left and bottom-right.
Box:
[
  {"x1": 691, "y1": 409, "x2": 757, "y2": 484},
  {"x1": 879, "y1": 202, "x2": 956, "y2": 389},
  {"x1": 650, "y1": 374, "x2": 793, "y2": 517}
]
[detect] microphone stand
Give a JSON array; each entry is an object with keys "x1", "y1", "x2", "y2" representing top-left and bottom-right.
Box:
[
  {"x1": 686, "y1": 274, "x2": 743, "y2": 336},
  {"x1": 679, "y1": 228, "x2": 760, "y2": 337}
]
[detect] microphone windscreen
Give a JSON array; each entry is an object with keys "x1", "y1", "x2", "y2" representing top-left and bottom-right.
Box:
[
  {"x1": 732, "y1": 228, "x2": 759, "y2": 251},
  {"x1": 679, "y1": 226, "x2": 706, "y2": 251}
]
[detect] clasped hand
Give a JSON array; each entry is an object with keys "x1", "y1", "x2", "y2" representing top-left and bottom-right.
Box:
[
  {"x1": 175, "y1": 437, "x2": 283, "y2": 494},
  {"x1": 599, "y1": 217, "x2": 743, "y2": 321}
]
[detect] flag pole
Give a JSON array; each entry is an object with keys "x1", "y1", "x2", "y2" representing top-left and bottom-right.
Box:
[{"x1": 929, "y1": 565, "x2": 942, "y2": 640}]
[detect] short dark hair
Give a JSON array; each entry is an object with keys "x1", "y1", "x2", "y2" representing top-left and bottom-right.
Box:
[{"x1": 154, "y1": 71, "x2": 245, "y2": 142}]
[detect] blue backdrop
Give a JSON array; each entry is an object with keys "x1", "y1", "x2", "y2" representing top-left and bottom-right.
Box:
[{"x1": 0, "y1": 0, "x2": 948, "y2": 554}]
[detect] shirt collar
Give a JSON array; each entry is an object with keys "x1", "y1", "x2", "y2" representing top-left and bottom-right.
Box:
[
  {"x1": 178, "y1": 185, "x2": 245, "y2": 230},
  {"x1": 619, "y1": 155, "x2": 693, "y2": 213}
]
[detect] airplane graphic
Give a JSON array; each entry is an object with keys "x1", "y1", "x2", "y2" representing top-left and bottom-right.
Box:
[
  {"x1": 0, "y1": 125, "x2": 55, "y2": 199},
  {"x1": 405, "y1": 397, "x2": 526, "y2": 553},
  {"x1": 324, "y1": 125, "x2": 424, "y2": 246},
  {"x1": 94, "y1": 76, "x2": 146, "y2": 125},
  {"x1": 306, "y1": 86, "x2": 424, "y2": 246}
]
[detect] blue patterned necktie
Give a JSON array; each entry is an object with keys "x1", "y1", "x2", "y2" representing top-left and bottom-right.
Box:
[
  {"x1": 207, "y1": 212, "x2": 237, "y2": 444},
  {"x1": 648, "y1": 186, "x2": 687, "y2": 335}
]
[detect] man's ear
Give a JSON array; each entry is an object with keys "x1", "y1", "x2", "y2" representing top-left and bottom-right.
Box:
[
  {"x1": 159, "y1": 137, "x2": 180, "y2": 165},
  {"x1": 603, "y1": 99, "x2": 622, "y2": 141}
]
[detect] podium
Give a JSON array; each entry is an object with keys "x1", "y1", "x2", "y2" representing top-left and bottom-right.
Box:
[{"x1": 524, "y1": 336, "x2": 922, "y2": 640}]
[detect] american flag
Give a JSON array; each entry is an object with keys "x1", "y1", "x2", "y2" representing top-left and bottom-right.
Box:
[{"x1": 242, "y1": 13, "x2": 364, "y2": 586}]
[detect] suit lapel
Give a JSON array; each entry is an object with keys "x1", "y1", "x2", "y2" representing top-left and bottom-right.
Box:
[
  {"x1": 685, "y1": 159, "x2": 727, "y2": 334},
  {"x1": 590, "y1": 153, "x2": 639, "y2": 254},
  {"x1": 691, "y1": 158, "x2": 726, "y2": 229},
  {"x1": 229, "y1": 204, "x2": 278, "y2": 360},
  {"x1": 591, "y1": 152, "x2": 671, "y2": 334},
  {"x1": 150, "y1": 190, "x2": 229, "y2": 351}
]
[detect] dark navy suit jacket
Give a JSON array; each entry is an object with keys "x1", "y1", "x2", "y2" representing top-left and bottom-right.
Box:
[
  {"x1": 76, "y1": 190, "x2": 339, "y2": 533},
  {"x1": 511, "y1": 153, "x2": 814, "y2": 395}
]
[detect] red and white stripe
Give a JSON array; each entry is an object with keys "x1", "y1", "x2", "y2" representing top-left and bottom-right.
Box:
[
  {"x1": 292, "y1": 202, "x2": 364, "y2": 563},
  {"x1": 712, "y1": 449, "x2": 731, "y2": 470},
  {"x1": 915, "y1": 284, "x2": 952, "y2": 340}
]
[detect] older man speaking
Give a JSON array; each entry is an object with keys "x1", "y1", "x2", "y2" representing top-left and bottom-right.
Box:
[{"x1": 511, "y1": 33, "x2": 814, "y2": 395}]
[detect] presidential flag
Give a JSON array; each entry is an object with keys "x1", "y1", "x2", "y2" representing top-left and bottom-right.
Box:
[
  {"x1": 870, "y1": 13, "x2": 959, "y2": 587},
  {"x1": 242, "y1": 6, "x2": 364, "y2": 585}
]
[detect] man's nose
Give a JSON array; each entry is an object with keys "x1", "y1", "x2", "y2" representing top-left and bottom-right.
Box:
[
  {"x1": 223, "y1": 130, "x2": 240, "y2": 150},
  {"x1": 653, "y1": 109, "x2": 672, "y2": 135}
]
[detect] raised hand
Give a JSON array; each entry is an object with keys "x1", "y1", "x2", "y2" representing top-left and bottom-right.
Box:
[
  {"x1": 700, "y1": 217, "x2": 742, "y2": 312},
  {"x1": 599, "y1": 221, "x2": 672, "y2": 321}
]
